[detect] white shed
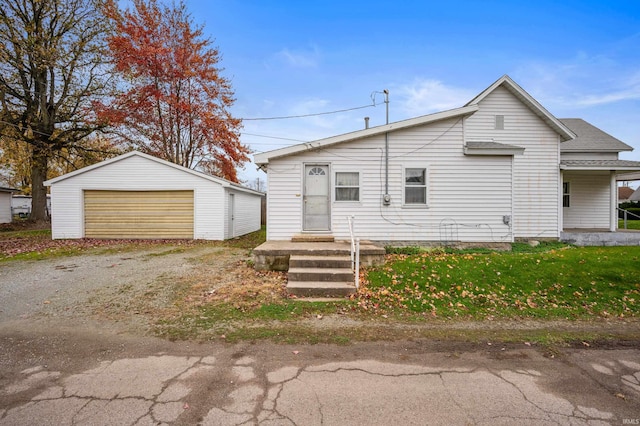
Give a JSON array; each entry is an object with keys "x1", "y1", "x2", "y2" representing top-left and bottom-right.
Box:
[
  {"x1": 0, "y1": 187, "x2": 17, "y2": 224},
  {"x1": 44, "y1": 151, "x2": 263, "y2": 240}
]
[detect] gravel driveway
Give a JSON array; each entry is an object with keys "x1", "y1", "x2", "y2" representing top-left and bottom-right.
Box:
[{"x1": 0, "y1": 246, "x2": 221, "y2": 328}]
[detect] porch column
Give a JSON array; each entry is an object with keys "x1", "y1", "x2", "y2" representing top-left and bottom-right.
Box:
[
  {"x1": 610, "y1": 171, "x2": 617, "y2": 232},
  {"x1": 558, "y1": 170, "x2": 564, "y2": 234}
]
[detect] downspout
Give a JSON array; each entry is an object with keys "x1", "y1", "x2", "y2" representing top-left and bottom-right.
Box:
[{"x1": 383, "y1": 89, "x2": 391, "y2": 205}]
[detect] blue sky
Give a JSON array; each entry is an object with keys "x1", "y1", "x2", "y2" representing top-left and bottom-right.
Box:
[{"x1": 186, "y1": 0, "x2": 640, "y2": 184}]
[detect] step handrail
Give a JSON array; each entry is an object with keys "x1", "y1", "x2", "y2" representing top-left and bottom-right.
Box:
[
  {"x1": 347, "y1": 215, "x2": 360, "y2": 289},
  {"x1": 617, "y1": 207, "x2": 640, "y2": 229}
]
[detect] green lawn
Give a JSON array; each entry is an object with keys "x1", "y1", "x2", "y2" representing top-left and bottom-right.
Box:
[
  {"x1": 363, "y1": 245, "x2": 640, "y2": 320},
  {"x1": 618, "y1": 219, "x2": 640, "y2": 230}
]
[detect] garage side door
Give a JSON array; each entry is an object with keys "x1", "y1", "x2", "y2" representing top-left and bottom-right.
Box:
[{"x1": 84, "y1": 190, "x2": 194, "y2": 239}]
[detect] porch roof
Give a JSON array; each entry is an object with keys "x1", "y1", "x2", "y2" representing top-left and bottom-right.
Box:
[{"x1": 560, "y1": 159, "x2": 640, "y2": 171}]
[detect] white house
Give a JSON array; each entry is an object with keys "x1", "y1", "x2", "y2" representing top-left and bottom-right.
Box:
[
  {"x1": 254, "y1": 75, "x2": 640, "y2": 244},
  {"x1": 44, "y1": 151, "x2": 263, "y2": 240},
  {"x1": 0, "y1": 187, "x2": 17, "y2": 224}
]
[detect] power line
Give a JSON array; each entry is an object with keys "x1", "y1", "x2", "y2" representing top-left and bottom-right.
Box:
[
  {"x1": 241, "y1": 101, "x2": 383, "y2": 121},
  {"x1": 241, "y1": 132, "x2": 308, "y2": 143}
]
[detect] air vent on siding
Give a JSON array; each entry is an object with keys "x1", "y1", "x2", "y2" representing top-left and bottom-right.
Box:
[{"x1": 495, "y1": 115, "x2": 505, "y2": 130}]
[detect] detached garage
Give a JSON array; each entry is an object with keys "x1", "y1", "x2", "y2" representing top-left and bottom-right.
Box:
[{"x1": 44, "y1": 151, "x2": 263, "y2": 240}]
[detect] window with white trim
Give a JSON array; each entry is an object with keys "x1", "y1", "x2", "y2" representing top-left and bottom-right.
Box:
[
  {"x1": 404, "y1": 168, "x2": 427, "y2": 205},
  {"x1": 563, "y1": 182, "x2": 570, "y2": 207},
  {"x1": 335, "y1": 172, "x2": 359, "y2": 202}
]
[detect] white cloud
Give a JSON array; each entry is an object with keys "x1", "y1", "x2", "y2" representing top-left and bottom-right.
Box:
[
  {"x1": 513, "y1": 54, "x2": 640, "y2": 109},
  {"x1": 277, "y1": 46, "x2": 320, "y2": 68},
  {"x1": 395, "y1": 79, "x2": 474, "y2": 116}
]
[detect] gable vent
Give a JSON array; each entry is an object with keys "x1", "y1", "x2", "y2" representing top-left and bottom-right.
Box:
[{"x1": 495, "y1": 115, "x2": 505, "y2": 130}]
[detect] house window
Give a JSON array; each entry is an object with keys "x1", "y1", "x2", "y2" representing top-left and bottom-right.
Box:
[
  {"x1": 405, "y1": 168, "x2": 427, "y2": 205},
  {"x1": 335, "y1": 172, "x2": 359, "y2": 201},
  {"x1": 563, "y1": 182, "x2": 570, "y2": 207}
]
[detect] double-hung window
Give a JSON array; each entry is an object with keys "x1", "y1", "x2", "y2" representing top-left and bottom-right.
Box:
[
  {"x1": 335, "y1": 172, "x2": 359, "y2": 202},
  {"x1": 563, "y1": 182, "x2": 570, "y2": 207},
  {"x1": 404, "y1": 168, "x2": 427, "y2": 205}
]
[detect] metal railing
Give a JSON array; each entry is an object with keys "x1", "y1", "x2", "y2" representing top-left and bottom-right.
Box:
[
  {"x1": 618, "y1": 207, "x2": 640, "y2": 229},
  {"x1": 347, "y1": 215, "x2": 360, "y2": 289}
]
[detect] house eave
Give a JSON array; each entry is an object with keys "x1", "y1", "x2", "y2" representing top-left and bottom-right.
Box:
[
  {"x1": 560, "y1": 148, "x2": 634, "y2": 153},
  {"x1": 560, "y1": 160, "x2": 640, "y2": 172},
  {"x1": 254, "y1": 104, "x2": 479, "y2": 165}
]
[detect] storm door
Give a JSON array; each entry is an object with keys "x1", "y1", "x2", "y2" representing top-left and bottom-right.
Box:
[{"x1": 303, "y1": 165, "x2": 330, "y2": 231}]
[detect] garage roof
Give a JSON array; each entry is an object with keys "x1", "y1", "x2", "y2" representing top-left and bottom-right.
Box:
[{"x1": 44, "y1": 151, "x2": 263, "y2": 196}]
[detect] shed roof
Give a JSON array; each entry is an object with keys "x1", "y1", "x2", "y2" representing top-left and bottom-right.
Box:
[
  {"x1": 44, "y1": 151, "x2": 264, "y2": 196},
  {"x1": 464, "y1": 141, "x2": 525, "y2": 156},
  {"x1": 559, "y1": 119, "x2": 632, "y2": 153},
  {"x1": 0, "y1": 187, "x2": 17, "y2": 193}
]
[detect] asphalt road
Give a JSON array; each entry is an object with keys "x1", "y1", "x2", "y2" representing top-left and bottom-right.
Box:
[{"x1": 0, "y1": 327, "x2": 639, "y2": 425}]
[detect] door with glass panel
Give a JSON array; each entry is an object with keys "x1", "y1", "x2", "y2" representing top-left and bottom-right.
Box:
[{"x1": 303, "y1": 165, "x2": 330, "y2": 231}]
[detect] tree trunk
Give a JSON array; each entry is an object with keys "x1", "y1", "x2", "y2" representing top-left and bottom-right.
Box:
[{"x1": 30, "y1": 145, "x2": 49, "y2": 222}]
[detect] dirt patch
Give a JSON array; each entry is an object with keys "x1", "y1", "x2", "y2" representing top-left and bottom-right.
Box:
[{"x1": 0, "y1": 245, "x2": 246, "y2": 331}]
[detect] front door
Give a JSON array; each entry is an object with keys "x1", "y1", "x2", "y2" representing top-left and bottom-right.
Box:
[{"x1": 303, "y1": 165, "x2": 330, "y2": 231}]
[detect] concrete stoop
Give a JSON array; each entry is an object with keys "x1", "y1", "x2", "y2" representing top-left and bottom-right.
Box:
[
  {"x1": 253, "y1": 240, "x2": 386, "y2": 271},
  {"x1": 287, "y1": 254, "x2": 356, "y2": 297}
]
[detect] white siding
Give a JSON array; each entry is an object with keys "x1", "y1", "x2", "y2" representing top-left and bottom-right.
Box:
[
  {"x1": 0, "y1": 192, "x2": 12, "y2": 223},
  {"x1": 50, "y1": 155, "x2": 228, "y2": 240},
  {"x1": 267, "y1": 117, "x2": 515, "y2": 243},
  {"x1": 465, "y1": 86, "x2": 560, "y2": 238},
  {"x1": 563, "y1": 171, "x2": 611, "y2": 229},
  {"x1": 226, "y1": 189, "x2": 262, "y2": 239}
]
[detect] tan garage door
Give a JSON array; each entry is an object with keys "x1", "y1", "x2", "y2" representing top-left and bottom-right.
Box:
[{"x1": 84, "y1": 190, "x2": 194, "y2": 239}]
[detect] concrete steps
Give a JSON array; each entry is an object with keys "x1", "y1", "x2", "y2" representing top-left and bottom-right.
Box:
[
  {"x1": 286, "y1": 281, "x2": 356, "y2": 297},
  {"x1": 289, "y1": 255, "x2": 352, "y2": 269},
  {"x1": 287, "y1": 254, "x2": 356, "y2": 297}
]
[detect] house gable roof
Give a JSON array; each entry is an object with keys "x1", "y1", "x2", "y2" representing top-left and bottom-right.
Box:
[
  {"x1": 255, "y1": 75, "x2": 583, "y2": 166},
  {"x1": 559, "y1": 118, "x2": 632, "y2": 153},
  {"x1": 467, "y1": 74, "x2": 576, "y2": 141},
  {"x1": 253, "y1": 105, "x2": 479, "y2": 165},
  {"x1": 44, "y1": 151, "x2": 263, "y2": 196},
  {"x1": 465, "y1": 75, "x2": 575, "y2": 142}
]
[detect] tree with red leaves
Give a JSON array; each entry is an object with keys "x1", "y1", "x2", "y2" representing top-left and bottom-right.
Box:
[{"x1": 100, "y1": 0, "x2": 249, "y2": 182}]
